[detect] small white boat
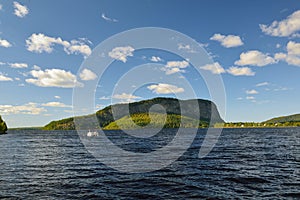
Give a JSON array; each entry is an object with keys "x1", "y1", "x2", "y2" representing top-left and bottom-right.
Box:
[{"x1": 87, "y1": 130, "x2": 99, "y2": 137}]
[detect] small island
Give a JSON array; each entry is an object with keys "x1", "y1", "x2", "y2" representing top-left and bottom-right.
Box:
[{"x1": 0, "y1": 115, "x2": 8, "y2": 134}]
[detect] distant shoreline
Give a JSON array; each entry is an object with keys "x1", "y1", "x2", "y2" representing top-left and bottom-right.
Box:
[{"x1": 6, "y1": 126, "x2": 299, "y2": 131}]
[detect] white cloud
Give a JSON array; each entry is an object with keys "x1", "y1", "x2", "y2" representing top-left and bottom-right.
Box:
[
  {"x1": 274, "y1": 52, "x2": 287, "y2": 60},
  {"x1": 227, "y1": 66, "x2": 255, "y2": 76},
  {"x1": 256, "y1": 82, "x2": 269, "y2": 87},
  {"x1": 112, "y1": 93, "x2": 141, "y2": 103},
  {"x1": 246, "y1": 96, "x2": 255, "y2": 100},
  {"x1": 0, "y1": 74, "x2": 13, "y2": 81},
  {"x1": 42, "y1": 102, "x2": 71, "y2": 108},
  {"x1": 260, "y1": 10, "x2": 300, "y2": 37},
  {"x1": 108, "y1": 46, "x2": 134, "y2": 63},
  {"x1": 147, "y1": 83, "x2": 184, "y2": 94},
  {"x1": 166, "y1": 60, "x2": 189, "y2": 68},
  {"x1": 13, "y1": 1, "x2": 29, "y2": 18},
  {"x1": 0, "y1": 103, "x2": 46, "y2": 115},
  {"x1": 9, "y1": 62, "x2": 28, "y2": 68},
  {"x1": 0, "y1": 39, "x2": 12, "y2": 48},
  {"x1": 54, "y1": 96, "x2": 61, "y2": 99},
  {"x1": 64, "y1": 40, "x2": 92, "y2": 57},
  {"x1": 275, "y1": 41, "x2": 300, "y2": 67},
  {"x1": 246, "y1": 89, "x2": 258, "y2": 94},
  {"x1": 178, "y1": 43, "x2": 198, "y2": 53},
  {"x1": 26, "y1": 33, "x2": 91, "y2": 57},
  {"x1": 162, "y1": 67, "x2": 185, "y2": 75},
  {"x1": 0, "y1": 4, "x2": 2, "y2": 11},
  {"x1": 26, "y1": 33, "x2": 69, "y2": 53},
  {"x1": 80, "y1": 68, "x2": 97, "y2": 81},
  {"x1": 210, "y1": 33, "x2": 244, "y2": 48},
  {"x1": 112, "y1": 93, "x2": 141, "y2": 100},
  {"x1": 200, "y1": 62, "x2": 226, "y2": 74},
  {"x1": 284, "y1": 41, "x2": 300, "y2": 66},
  {"x1": 99, "y1": 96, "x2": 110, "y2": 100},
  {"x1": 32, "y1": 65, "x2": 41, "y2": 70},
  {"x1": 234, "y1": 50, "x2": 277, "y2": 67},
  {"x1": 25, "y1": 69, "x2": 82, "y2": 88},
  {"x1": 150, "y1": 56, "x2": 162, "y2": 62},
  {"x1": 161, "y1": 60, "x2": 189, "y2": 75},
  {"x1": 101, "y1": 13, "x2": 118, "y2": 22}
]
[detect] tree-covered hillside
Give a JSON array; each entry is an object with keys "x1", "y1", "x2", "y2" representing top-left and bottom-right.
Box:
[
  {"x1": 0, "y1": 115, "x2": 8, "y2": 134},
  {"x1": 263, "y1": 114, "x2": 300, "y2": 123}
]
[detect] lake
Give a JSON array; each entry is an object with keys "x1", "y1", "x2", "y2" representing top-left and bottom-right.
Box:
[{"x1": 0, "y1": 128, "x2": 299, "y2": 199}]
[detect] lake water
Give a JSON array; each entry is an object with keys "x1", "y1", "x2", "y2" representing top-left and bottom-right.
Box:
[{"x1": 0, "y1": 128, "x2": 299, "y2": 199}]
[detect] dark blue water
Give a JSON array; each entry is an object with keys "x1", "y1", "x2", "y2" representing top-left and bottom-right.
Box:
[{"x1": 0, "y1": 128, "x2": 299, "y2": 199}]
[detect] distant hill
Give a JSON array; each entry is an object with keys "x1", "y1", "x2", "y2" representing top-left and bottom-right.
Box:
[
  {"x1": 43, "y1": 97, "x2": 224, "y2": 130},
  {"x1": 263, "y1": 113, "x2": 300, "y2": 123}
]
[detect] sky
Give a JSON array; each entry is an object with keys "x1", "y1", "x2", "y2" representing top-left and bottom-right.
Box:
[{"x1": 0, "y1": 0, "x2": 300, "y2": 128}]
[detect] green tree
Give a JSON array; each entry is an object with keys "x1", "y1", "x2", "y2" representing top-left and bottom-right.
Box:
[{"x1": 0, "y1": 115, "x2": 8, "y2": 134}]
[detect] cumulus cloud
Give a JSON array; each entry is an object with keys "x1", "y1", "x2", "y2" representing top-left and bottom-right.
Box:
[
  {"x1": 150, "y1": 56, "x2": 162, "y2": 62},
  {"x1": 108, "y1": 46, "x2": 134, "y2": 62},
  {"x1": 42, "y1": 102, "x2": 71, "y2": 108},
  {"x1": 0, "y1": 74, "x2": 13, "y2": 81},
  {"x1": 54, "y1": 96, "x2": 61, "y2": 99},
  {"x1": 26, "y1": 33, "x2": 69, "y2": 53},
  {"x1": 26, "y1": 33, "x2": 91, "y2": 57},
  {"x1": 234, "y1": 50, "x2": 277, "y2": 67},
  {"x1": 210, "y1": 33, "x2": 244, "y2": 48},
  {"x1": 13, "y1": 1, "x2": 29, "y2": 18},
  {"x1": 64, "y1": 40, "x2": 92, "y2": 57},
  {"x1": 260, "y1": 10, "x2": 300, "y2": 37},
  {"x1": 9, "y1": 62, "x2": 28, "y2": 68},
  {"x1": 0, "y1": 102, "x2": 46, "y2": 115},
  {"x1": 80, "y1": 68, "x2": 97, "y2": 81},
  {"x1": 166, "y1": 60, "x2": 189, "y2": 68},
  {"x1": 275, "y1": 41, "x2": 300, "y2": 67},
  {"x1": 101, "y1": 13, "x2": 118, "y2": 22},
  {"x1": 227, "y1": 66, "x2": 255, "y2": 76},
  {"x1": 25, "y1": 69, "x2": 82, "y2": 88},
  {"x1": 0, "y1": 39, "x2": 12, "y2": 48},
  {"x1": 162, "y1": 60, "x2": 189, "y2": 75},
  {"x1": 199, "y1": 62, "x2": 226, "y2": 74},
  {"x1": 147, "y1": 83, "x2": 184, "y2": 94},
  {"x1": 163, "y1": 67, "x2": 185, "y2": 75},
  {"x1": 246, "y1": 89, "x2": 258, "y2": 94},
  {"x1": 285, "y1": 41, "x2": 300, "y2": 66}
]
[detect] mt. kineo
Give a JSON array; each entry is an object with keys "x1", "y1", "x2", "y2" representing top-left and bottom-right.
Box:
[{"x1": 44, "y1": 97, "x2": 224, "y2": 130}]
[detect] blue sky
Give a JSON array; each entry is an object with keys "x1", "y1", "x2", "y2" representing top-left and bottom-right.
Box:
[{"x1": 0, "y1": 0, "x2": 300, "y2": 127}]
